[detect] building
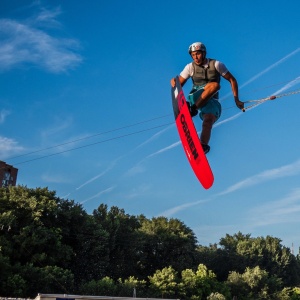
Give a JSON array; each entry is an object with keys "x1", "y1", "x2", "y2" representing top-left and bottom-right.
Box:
[
  {"x1": 34, "y1": 294, "x2": 179, "y2": 300},
  {"x1": 0, "y1": 161, "x2": 18, "y2": 187}
]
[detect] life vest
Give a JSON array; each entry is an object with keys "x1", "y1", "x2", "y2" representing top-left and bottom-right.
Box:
[{"x1": 192, "y1": 59, "x2": 220, "y2": 86}]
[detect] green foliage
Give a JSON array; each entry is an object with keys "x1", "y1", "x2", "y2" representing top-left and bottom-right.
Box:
[
  {"x1": 93, "y1": 204, "x2": 141, "y2": 280},
  {"x1": 5, "y1": 274, "x2": 26, "y2": 297},
  {"x1": 207, "y1": 292, "x2": 226, "y2": 300},
  {"x1": 0, "y1": 186, "x2": 107, "y2": 296},
  {"x1": 236, "y1": 235, "x2": 299, "y2": 285},
  {"x1": 196, "y1": 239, "x2": 247, "y2": 281},
  {"x1": 149, "y1": 266, "x2": 178, "y2": 298},
  {"x1": 1, "y1": 186, "x2": 300, "y2": 298},
  {"x1": 227, "y1": 266, "x2": 284, "y2": 299},
  {"x1": 117, "y1": 276, "x2": 147, "y2": 297},
  {"x1": 178, "y1": 264, "x2": 230, "y2": 300},
  {"x1": 197, "y1": 232, "x2": 300, "y2": 288},
  {"x1": 79, "y1": 276, "x2": 117, "y2": 296},
  {"x1": 138, "y1": 216, "x2": 198, "y2": 277}
]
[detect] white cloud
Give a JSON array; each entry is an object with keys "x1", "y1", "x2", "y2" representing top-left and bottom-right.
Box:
[
  {"x1": 41, "y1": 173, "x2": 71, "y2": 183},
  {"x1": 218, "y1": 159, "x2": 300, "y2": 196},
  {"x1": 60, "y1": 192, "x2": 71, "y2": 199},
  {"x1": 76, "y1": 173, "x2": 106, "y2": 191},
  {"x1": 146, "y1": 140, "x2": 181, "y2": 159},
  {"x1": 35, "y1": 7, "x2": 62, "y2": 26},
  {"x1": 161, "y1": 199, "x2": 209, "y2": 217},
  {"x1": 80, "y1": 186, "x2": 116, "y2": 204},
  {"x1": 239, "y1": 48, "x2": 300, "y2": 90},
  {"x1": 0, "y1": 136, "x2": 24, "y2": 159},
  {"x1": 125, "y1": 162, "x2": 146, "y2": 177},
  {"x1": 135, "y1": 125, "x2": 174, "y2": 150},
  {"x1": 273, "y1": 75, "x2": 300, "y2": 96},
  {"x1": 76, "y1": 164, "x2": 117, "y2": 190},
  {"x1": 248, "y1": 188, "x2": 300, "y2": 227},
  {"x1": 161, "y1": 159, "x2": 300, "y2": 218},
  {"x1": 0, "y1": 109, "x2": 10, "y2": 124},
  {"x1": 40, "y1": 117, "x2": 73, "y2": 138},
  {"x1": 220, "y1": 47, "x2": 300, "y2": 101},
  {"x1": 124, "y1": 184, "x2": 151, "y2": 199},
  {"x1": 38, "y1": 118, "x2": 91, "y2": 154},
  {"x1": 214, "y1": 112, "x2": 243, "y2": 128},
  {"x1": 0, "y1": 8, "x2": 82, "y2": 73}
]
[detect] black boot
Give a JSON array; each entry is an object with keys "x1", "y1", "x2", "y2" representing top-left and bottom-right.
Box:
[
  {"x1": 201, "y1": 144, "x2": 210, "y2": 154},
  {"x1": 187, "y1": 102, "x2": 198, "y2": 117}
]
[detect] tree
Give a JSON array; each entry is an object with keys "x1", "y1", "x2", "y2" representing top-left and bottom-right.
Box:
[
  {"x1": 227, "y1": 266, "x2": 283, "y2": 299},
  {"x1": 79, "y1": 276, "x2": 117, "y2": 296},
  {"x1": 0, "y1": 252, "x2": 12, "y2": 295},
  {"x1": 179, "y1": 264, "x2": 230, "y2": 300},
  {"x1": 2, "y1": 186, "x2": 300, "y2": 298},
  {"x1": 69, "y1": 213, "x2": 109, "y2": 286},
  {"x1": 0, "y1": 186, "x2": 109, "y2": 296},
  {"x1": 138, "y1": 216, "x2": 198, "y2": 277},
  {"x1": 202, "y1": 232, "x2": 300, "y2": 287},
  {"x1": 219, "y1": 232, "x2": 252, "y2": 252},
  {"x1": 116, "y1": 276, "x2": 147, "y2": 297},
  {"x1": 236, "y1": 235, "x2": 300, "y2": 286},
  {"x1": 93, "y1": 204, "x2": 141, "y2": 279},
  {"x1": 0, "y1": 186, "x2": 69, "y2": 266},
  {"x1": 207, "y1": 292, "x2": 226, "y2": 300},
  {"x1": 196, "y1": 243, "x2": 246, "y2": 281},
  {"x1": 226, "y1": 270, "x2": 248, "y2": 299},
  {"x1": 149, "y1": 266, "x2": 178, "y2": 298}
]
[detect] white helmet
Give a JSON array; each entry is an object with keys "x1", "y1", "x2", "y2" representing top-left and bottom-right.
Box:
[{"x1": 188, "y1": 42, "x2": 206, "y2": 54}]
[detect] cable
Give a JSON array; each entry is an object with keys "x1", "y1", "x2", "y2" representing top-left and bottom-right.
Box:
[
  {"x1": 2, "y1": 81, "x2": 300, "y2": 169},
  {"x1": 6, "y1": 80, "x2": 300, "y2": 161},
  {"x1": 242, "y1": 88, "x2": 300, "y2": 112},
  {"x1": 222, "y1": 78, "x2": 300, "y2": 111},
  {"x1": 6, "y1": 114, "x2": 172, "y2": 161},
  {"x1": 241, "y1": 78, "x2": 300, "y2": 96},
  {"x1": 11, "y1": 122, "x2": 173, "y2": 166}
]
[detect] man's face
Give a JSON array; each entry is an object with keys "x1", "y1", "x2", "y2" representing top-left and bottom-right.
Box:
[{"x1": 191, "y1": 50, "x2": 205, "y2": 65}]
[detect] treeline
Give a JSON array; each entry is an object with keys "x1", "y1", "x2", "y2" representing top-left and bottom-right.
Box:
[{"x1": 0, "y1": 186, "x2": 300, "y2": 299}]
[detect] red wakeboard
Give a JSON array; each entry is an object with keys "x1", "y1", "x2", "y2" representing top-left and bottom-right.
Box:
[{"x1": 171, "y1": 76, "x2": 214, "y2": 189}]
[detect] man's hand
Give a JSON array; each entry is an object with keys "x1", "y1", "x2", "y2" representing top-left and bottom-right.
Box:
[
  {"x1": 170, "y1": 76, "x2": 187, "y2": 88},
  {"x1": 235, "y1": 98, "x2": 244, "y2": 110},
  {"x1": 170, "y1": 78, "x2": 176, "y2": 87}
]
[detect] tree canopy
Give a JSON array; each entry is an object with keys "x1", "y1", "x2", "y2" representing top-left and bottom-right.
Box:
[{"x1": 1, "y1": 186, "x2": 300, "y2": 299}]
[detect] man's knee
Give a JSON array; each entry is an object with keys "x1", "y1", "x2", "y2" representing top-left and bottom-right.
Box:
[
  {"x1": 206, "y1": 82, "x2": 220, "y2": 93},
  {"x1": 202, "y1": 113, "x2": 216, "y2": 126}
]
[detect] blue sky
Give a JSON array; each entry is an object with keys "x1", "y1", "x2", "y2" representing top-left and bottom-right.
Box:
[{"x1": 1, "y1": 0, "x2": 300, "y2": 252}]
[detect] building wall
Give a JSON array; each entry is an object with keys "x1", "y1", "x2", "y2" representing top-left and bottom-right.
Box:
[
  {"x1": 34, "y1": 294, "x2": 179, "y2": 300},
  {"x1": 0, "y1": 161, "x2": 18, "y2": 187}
]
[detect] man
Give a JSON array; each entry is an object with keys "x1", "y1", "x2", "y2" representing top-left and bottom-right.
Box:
[{"x1": 170, "y1": 42, "x2": 244, "y2": 154}]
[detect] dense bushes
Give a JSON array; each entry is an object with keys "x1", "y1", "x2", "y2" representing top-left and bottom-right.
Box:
[{"x1": 1, "y1": 186, "x2": 300, "y2": 299}]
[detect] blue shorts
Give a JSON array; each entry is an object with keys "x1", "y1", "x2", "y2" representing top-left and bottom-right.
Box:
[{"x1": 188, "y1": 85, "x2": 222, "y2": 121}]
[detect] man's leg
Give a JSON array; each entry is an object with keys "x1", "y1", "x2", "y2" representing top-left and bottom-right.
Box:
[
  {"x1": 195, "y1": 82, "x2": 220, "y2": 108},
  {"x1": 200, "y1": 113, "x2": 216, "y2": 150}
]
